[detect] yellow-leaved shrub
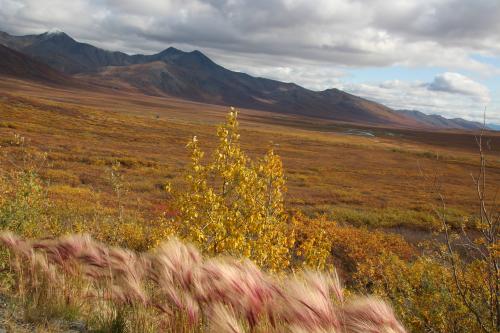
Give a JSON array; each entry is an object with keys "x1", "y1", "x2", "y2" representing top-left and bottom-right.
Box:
[
  {"x1": 292, "y1": 213, "x2": 332, "y2": 270},
  {"x1": 293, "y1": 213, "x2": 414, "y2": 278},
  {"x1": 169, "y1": 110, "x2": 293, "y2": 271},
  {"x1": 364, "y1": 254, "x2": 482, "y2": 333}
]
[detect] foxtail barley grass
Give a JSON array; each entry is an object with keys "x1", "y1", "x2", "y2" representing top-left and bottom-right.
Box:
[{"x1": 0, "y1": 232, "x2": 405, "y2": 332}]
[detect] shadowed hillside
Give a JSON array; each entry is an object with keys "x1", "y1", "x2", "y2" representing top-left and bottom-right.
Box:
[{"x1": 0, "y1": 44, "x2": 74, "y2": 84}]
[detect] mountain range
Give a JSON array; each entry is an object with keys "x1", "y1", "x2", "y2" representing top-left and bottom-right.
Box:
[
  {"x1": 397, "y1": 110, "x2": 485, "y2": 130},
  {"x1": 0, "y1": 30, "x2": 487, "y2": 130}
]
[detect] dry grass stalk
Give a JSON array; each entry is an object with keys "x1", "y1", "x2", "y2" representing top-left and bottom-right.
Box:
[{"x1": 0, "y1": 232, "x2": 406, "y2": 332}]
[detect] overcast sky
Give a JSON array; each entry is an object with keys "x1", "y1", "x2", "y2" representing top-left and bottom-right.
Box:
[{"x1": 1, "y1": 0, "x2": 499, "y2": 122}]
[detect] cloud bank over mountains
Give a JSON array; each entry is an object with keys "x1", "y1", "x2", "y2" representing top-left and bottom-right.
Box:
[
  {"x1": 0, "y1": 0, "x2": 498, "y2": 120},
  {"x1": 344, "y1": 73, "x2": 490, "y2": 120}
]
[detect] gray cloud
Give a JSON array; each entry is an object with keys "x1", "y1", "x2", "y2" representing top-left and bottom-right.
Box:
[{"x1": 1, "y1": 0, "x2": 499, "y2": 70}]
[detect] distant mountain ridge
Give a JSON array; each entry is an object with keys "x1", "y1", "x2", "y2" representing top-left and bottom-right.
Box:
[
  {"x1": 397, "y1": 109, "x2": 487, "y2": 131},
  {"x1": 0, "y1": 30, "x2": 486, "y2": 130}
]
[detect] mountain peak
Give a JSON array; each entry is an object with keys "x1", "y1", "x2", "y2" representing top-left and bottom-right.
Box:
[
  {"x1": 150, "y1": 46, "x2": 184, "y2": 61},
  {"x1": 189, "y1": 49, "x2": 210, "y2": 59},
  {"x1": 41, "y1": 30, "x2": 74, "y2": 43},
  {"x1": 152, "y1": 47, "x2": 216, "y2": 68},
  {"x1": 157, "y1": 46, "x2": 183, "y2": 55},
  {"x1": 46, "y1": 28, "x2": 65, "y2": 35},
  {"x1": 190, "y1": 49, "x2": 204, "y2": 56},
  {"x1": 184, "y1": 49, "x2": 217, "y2": 67}
]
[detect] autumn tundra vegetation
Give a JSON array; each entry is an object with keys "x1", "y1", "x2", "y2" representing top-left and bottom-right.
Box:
[{"x1": 0, "y1": 109, "x2": 498, "y2": 333}]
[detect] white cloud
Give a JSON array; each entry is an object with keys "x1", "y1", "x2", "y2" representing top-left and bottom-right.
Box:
[
  {"x1": 343, "y1": 73, "x2": 494, "y2": 121},
  {"x1": 428, "y1": 72, "x2": 491, "y2": 103}
]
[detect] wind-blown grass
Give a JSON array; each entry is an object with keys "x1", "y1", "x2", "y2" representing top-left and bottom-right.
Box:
[{"x1": 0, "y1": 232, "x2": 406, "y2": 333}]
